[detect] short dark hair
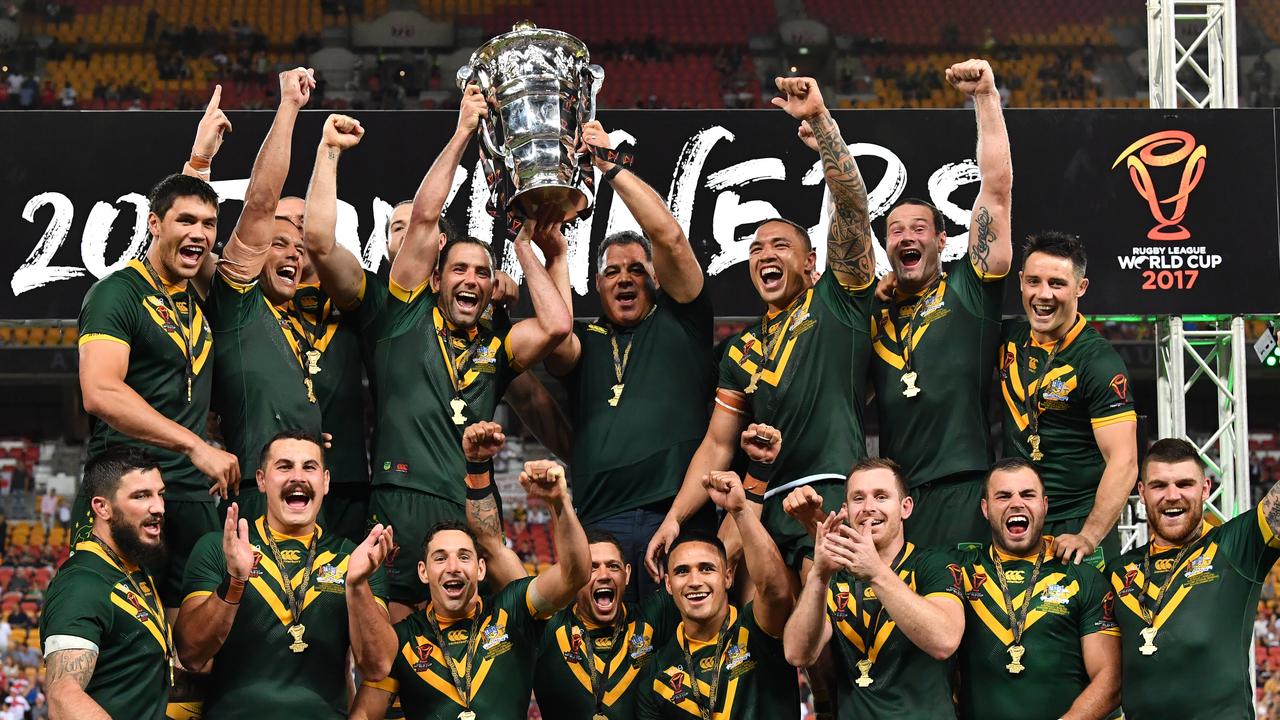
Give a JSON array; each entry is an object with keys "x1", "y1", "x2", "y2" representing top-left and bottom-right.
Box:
[
  {"x1": 147, "y1": 173, "x2": 219, "y2": 221},
  {"x1": 585, "y1": 529, "x2": 626, "y2": 560},
  {"x1": 887, "y1": 197, "x2": 944, "y2": 234},
  {"x1": 423, "y1": 520, "x2": 479, "y2": 552},
  {"x1": 82, "y1": 447, "x2": 160, "y2": 503},
  {"x1": 384, "y1": 199, "x2": 413, "y2": 238},
  {"x1": 1023, "y1": 231, "x2": 1088, "y2": 277},
  {"x1": 1142, "y1": 438, "x2": 1205, "y2": 479},
  {"x1": 848, "y1": 457, "x2": 909, "y2": 498},
  {"x1": 983, "y1": 457, "x2": 1045, "y2": 498},
  {"x1": 437, "y1": 236, "x2": 496, "y2": 273},
  {"x1": 258, "y1": 429, "x2": 325, "y2": 470},
  {"x1": 750, "y1": 218, "x2": 813, "y2": 251},
  {"x1": 665, "y1": 530, "x2": 727, "y2": 570},
  {"x1": 438, "y1": 215, "x2": 462, "y2": 244},
  {"x1": 596, "y1": 231, "x2": 653, "y2": 273}
]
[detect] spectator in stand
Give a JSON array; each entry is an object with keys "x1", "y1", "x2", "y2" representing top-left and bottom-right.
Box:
[
  {"x1": 1249, "y1": 56, "x2": 1273, "y2": 107},
  {"x1": 0, "y1": 617, "x2": 9, "y2": 652},
  {"x1": 38, "y1": 490, "x2": 56, "y2": 533},
  {"x1": 58, "y1": 81, "x2": 75, "y2": 109},
  {"x1": 56, "y1": 503, "x2": 68, "y2": 530}
]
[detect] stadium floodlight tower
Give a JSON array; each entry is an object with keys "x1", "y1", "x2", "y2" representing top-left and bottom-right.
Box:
[{"x1": 1115, "y1": 0, "x2": 1247, "y2": 557}]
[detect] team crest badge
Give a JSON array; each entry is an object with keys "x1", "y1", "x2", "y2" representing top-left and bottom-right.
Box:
[
  {"x1": 124, "y1": 591, "x2": 150, "y2": 622},
  {"x1": 316, "y1": 564, "x2": 346, "y2": 593},
  {"x1": 725, "y1": 644, "x2": 755, "y2": 678},
  {"x1": 667, "y1": 670, "x2": 688, "y2": 700},
  {"x1": 1119, "y1": 568, "x2": 1139, "y2": 596},
  {"x1": 1037, "y1": 584, "x2": 1072, "y2": 615},
  {"x1": 481, "y1": 624, "x2": 512, "y2": 656},
  {"x1": 1100, "y1": 591, "x2": 1118, "y2": 629},
  {"x1": 563, "y1": 629, "x2": 584, "y2": 662},
  {"x1": 967, "y1": 571, "x2": 987, "y2": 600},
  {"x1": 1110, "y1": 374, "x2": 1128, "y2": 402},
  {"x1": 248, "y1": 549, "x2": 263, "y2": 578},
  {"x1": 1184, "y1": 555, "x2": 1218, "y2": 586},
  {"x1": 833, "y1": 591, "x2": 851, "y2": 618},
  {"x1": 413, "y1": 642, "x2": 434, "y2": 671},
  {"x1": 1042, "y1": 378, "x2": 1072, "y2": 403},
  {"x1": 629, "y1": 633, "x2": 654, "y2": 662}
]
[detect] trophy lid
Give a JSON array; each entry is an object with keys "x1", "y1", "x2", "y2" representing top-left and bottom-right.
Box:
[{"x1": 465, "y1": 21, "x2": 591, "y2": 75}]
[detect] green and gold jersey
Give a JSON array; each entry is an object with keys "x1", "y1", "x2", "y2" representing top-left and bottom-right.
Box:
[
  {"x1": 369, "y1": 278, "x2": 520, "y2": 505},
  {"x1": 206, "y1": 271, "x2": 323, "y2": 481},
  {"x1": 636, "y1": 603, "x2": 798, "y2": 720},
  {"x1": 559, "y1": 289, "x2": 714, "y2": 526},
  {"x1": 717, "y1": 272, "x2": 872, "y2": 526},
  {"x1": 182, "y1": 516, "x2": 387, "y2": 719},
  {"x1": 999, "y1": 316, "x2": 1136, "y2": 522},
  {"x1": 288, "y1": 283, "x2": 369, "y2": 485},
  {"x1": 870, "y1": 259, "x2": 1004, "y2": 487},
  {"x1": 79, "y1": 259, "x2": 214, "y2": 500},
  {"x1": 1105, "y1": 508, "x2": 1280, "y2": 720},
  {"x1": 947, "y1": 537, "x2": 1118, "y2": 720},
  {"x1": 825, "y1": 544, "x2": 958, "y2": 719},
  {"x1": 534, "y1": 590, "x2": 679, "y2": 720},
  {"x1": 41, "y1": 540, "x2": 171, "y2": 720},
  {"x1": 365, "y1": 576, "x2": 548, "y2": 720}
]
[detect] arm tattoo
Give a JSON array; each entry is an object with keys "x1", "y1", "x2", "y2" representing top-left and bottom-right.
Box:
[
  {"x1": 970, "y1": 206, "x2": 993, "y2": 275},
  {"x1": 46, "y1": 648, "x2": 97, "y2": 690},
  {"x1": 327, "y1": 148, "x2": 337, "y2": 161},
  {"x1": 1263, "y1": 487, "x2": 1280, "y2": 534},
  {"x1": 808, "y1": 113, "x2": 874, "y2": 288},
  {"x1": 468, "y1": 495, "x2": 504, "y2": 540}
]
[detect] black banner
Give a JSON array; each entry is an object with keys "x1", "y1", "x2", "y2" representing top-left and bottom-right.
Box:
[{"x1": 1, "y1": 108, "x2": 1277, "y2": 319}]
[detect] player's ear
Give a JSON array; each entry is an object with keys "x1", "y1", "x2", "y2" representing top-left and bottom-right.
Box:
[
  {"x1": 147, "y1": 211, "x2": 162, "y2": 239},
  {"x1": 321, "y1": 470, "x2": 330, "y2": 497},
  {"x1": 1076, "y1": 277, "x2": 1089, "y2": 298},
  {"x1": 980, "y1": 496, "x2": 989, "y2": 521},
  {"x1": 90, "y1": 496, "x2": 112, "y2": 522},
  {"x1": 256, "y1": 469, "x2": 266, "y2": 494},
  {"x1": 417, "y1": 559, "x2": 430, "y2": 585},
  {"x1": 900, "y1": 494, "x2": 914, "y2": 521},
  {"x1": 624, "y1": 563, "x2": 632, "y2": 587},
  {"x1": 477, "y1": 556, "x2": 487, "y2": 583}
]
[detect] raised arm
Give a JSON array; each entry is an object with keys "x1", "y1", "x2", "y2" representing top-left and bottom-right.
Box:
[
  {"x1": 582, "y1": 119, "x2": 703, "y2": 302},
  {"x1": 772, "y1": 76, "x2": 874, "y2": 291},
  {"x1": 522, "y1": 460, "x2": 590, "y2": 613},
  {"x1": 704, "y1": 471, "x2": 793, "y2": 636},
  {"x1": 946, "y1": 59, "x2": 1013, "y2": 278},
  {"x1": 219, "y1": 68, "x2": 314, "y2": 284},
  {"x1": 79, "y1": 341, "x2": 238, "y2": 498},
  {"x1": 1057, "y1": 420, "x2": 1138, "y2": 565},
  {"x1": 173, "y1": 503, "x2": 257, "y2": 671},
  {"x1": 505, "y1": 213, "x2": 573, "y2": 370},
  {"x1": 783, "y1": 511, "x2": 845, "y2": 666},
  {"x1": 461, "y1": 422, "x2": 528, "y2": 590},
  {"x1": 837, "y1": 522, "x2": 963, "y2": 660},
  {"x1": 389, "y1": 84, "x2": 486, "y2": 292},
  {"x1": 644, "y1": 401, "x2": 745, "y2": 580},
  {"x1": 182, "y1": 84, "x2": 232, "y2": 297},
  {"x1": 345, "y1": 523, "x2": 396, "y2": 681},
  {"x1": 1063, "y1": 632, "x2": 1121, "y2": 720},
  {"x1": 46, "y1": 648, "x2": 110, "y2": 720},
  {"x1": 303, "y1": 114, "x2": 368, "y2": 311}
]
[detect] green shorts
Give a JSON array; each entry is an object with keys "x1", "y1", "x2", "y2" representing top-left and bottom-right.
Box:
[
  {"x1": 368, "y1": 486, "x2": 466, "y2": 604},
  {"x1": 1043, "y1": 516, "x2": 1121, "y2": 572},
  {"x1": 323, "y1": 483, "x2": 371, "y2": 545},
  {"x1": 763, "y1": 477, "x2": 847, "y2": 572},
  {"x1": 71, "y1": 493, "x2": 218, "y2": 607},
  {"x1": 906, "y1": 474, "x2": 989, "y2": 552}
]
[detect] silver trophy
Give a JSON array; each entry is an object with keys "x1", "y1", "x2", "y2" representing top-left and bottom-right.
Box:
[{"x1": 457, "y1": 21, "x2": 605, "y2": 223}]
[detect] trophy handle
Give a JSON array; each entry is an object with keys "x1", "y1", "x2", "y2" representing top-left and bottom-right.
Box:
[
  {"x1": 581, "y1": 64, "x2": 605, "y2": 123},
  {"x1": 456, "y1": 64, "x2": 508, "y2": 164}
]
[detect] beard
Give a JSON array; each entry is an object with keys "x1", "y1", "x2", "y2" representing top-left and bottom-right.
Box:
[{"x1": 108, "y1": 511, "x2": 168, "y2": 571}]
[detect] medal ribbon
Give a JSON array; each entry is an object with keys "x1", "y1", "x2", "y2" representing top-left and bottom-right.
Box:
[
  {"x1": 887, "y1": 274, "x2": 945, "y2": 374},
  {"x1": 286, "y1": 292, "x2": 332, "y2": 359},
  {"x1": 852, "y1": 542, "x2": 909, "y2": 663},
  {"x1": 990, "y1": 542, "x2": 1048, "y2": 649},
  {"x1": 427, "y1": 605, "x2": 484, "y2": 711},
  {"x1": 1138, "y1": 530, "x2": 1201, "y2": 628},
  {"x1": 92, "y1": 535, "x2": 172, "y2": 664},
  {"x1": 436, "y1": 309, "x2": 486, "y2": 398},
  {"x1": 679, "y1": 612, "x2": 732, "y2": 720},
  {"x1": 140, "y1": 257, "x2": 195, "y2": 403},
  {"x1": 605, "y1": 305, "x2": 655, "y2": 388},
  {"x1": 262, "y1": 524, "x2": 318, "y2": 627},
  {"x1": 573, "y1": 605, "x2": 631, "y2": 716},
  {"x1": 746, "y1": 298, "x2": 805, "y2": 391},
  {"x1": 1021, "y1": 334, "x2": 1067, "y2": 440}
]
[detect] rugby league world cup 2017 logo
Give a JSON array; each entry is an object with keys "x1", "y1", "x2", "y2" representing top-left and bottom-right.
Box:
[{"x1": 1111, "y1": 130, "x2": 1207, "y2": 241}]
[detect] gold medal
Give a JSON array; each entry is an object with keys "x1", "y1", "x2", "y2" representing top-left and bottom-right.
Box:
[
  {"x1": 450, "y1": 397, "x2": 468, "y2": 426},
  {"x1": 855, "y1": 658, "x2": 874, "y2": 687},
  {"x1": 305, "y1": 349, "x2": 322, "y2": 375},
  {"x1": 608, "y1": 383, "x2": 624, "y2": 407},
  {"x1": 304, "y1": 377, "x2": 317, "y2": 404},
  {"x1": 744, "y1": 376, "x2": 759, "y2": 394},
  {"x1": 901, "y1": 371, "x2": 921, "y2": 398},
  {"x1": 288, "y1": 623, "x2": 308, "y2": 654},
  {"x1": 1139, "y1": 627, "x2": 1158, "y2": 656},
  {"x1": 593, "y1": 714, "x2": 608, "y2": 720},
  {"x1": 458, "y1": 711, "x2": 477, "y2": 720},
  {"x1": 1005, "y1": 644, "x2": 1025, "y2": 674},
  {"x1": 1028, "y1": 433, "x2": 1043, "y2": 461}
]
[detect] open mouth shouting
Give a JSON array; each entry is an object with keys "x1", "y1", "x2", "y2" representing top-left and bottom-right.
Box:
[
  {"x1": 440, "y1": 577, "x2": 468, "y2": 600},
  {"x1": 1005, "y1": 513, "x2": 1030, "y2": 539},
  {"x1": 140, "y1": 515, "x2": 163, "y2": 540},
  {"x1": 1030, "y1": 302, "x2": 1056, "y2": 321},
  {"x1": 591, "y1": 584, "x2": 617, "y2": 615},
  {"x1": 276, "y1": 264, "x2": 298, "y2": 288},
  {"x1": 454, "y1": 289, "x2": 480, "y2": 315},
  {"x1": 281, "y1": 482, "x2": 314, "y2": 513},
  {"x1": 614, "y1": 288, "x2": 638, "y2": 313},
  {"x1": 178, "y1": 244, "x2": 206, "y2": 270},
  {"x1": 897, "y1": 246, "x2": 923, "y2": 273},
  {"x1": 758, "y1": 265, "x2": 784, "y2": 293},
  {"x1": 1158, "y1": 505, "x2": 1188, "y2": 522}
]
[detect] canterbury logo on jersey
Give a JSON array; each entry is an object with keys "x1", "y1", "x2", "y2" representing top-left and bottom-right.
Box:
[
  {"x1": 725, "y1": 289, "x2": 816, "y2": 393},
  {"x1": 555, "y1": 621, "x2": 655, "y2": 706},
  {"x1": 399, "y1": 608, "x2": 512, "y2": 705},
  {"x1": 653, "y1": 624, "x2": 753, "y2": 718},
  {"x1": 870, "y1": 278, "x2": 951, "y2": 370},
  {"x1": 1110, "y1": 540, "x2": 1222, "y2": 632},
  {"x1": 958, "y1": 563, "x2": 1080, "y2": 644}
]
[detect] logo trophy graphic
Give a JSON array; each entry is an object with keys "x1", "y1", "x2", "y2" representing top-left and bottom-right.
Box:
[
  {"x1": 1111, "y1": 130, "x2": 1207, "y2": 241},
  {"x1": 458, "y1": 21, "x2": 605, "y2": 226}
]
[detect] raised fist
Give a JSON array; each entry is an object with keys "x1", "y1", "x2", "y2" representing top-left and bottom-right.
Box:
[
  {"x1": 322, "y1": 114, "x2": 364, "y2": 151},
  {"x1": 740, "y1": 423, "x2": 782, "y2": 465},
  {"x1": 702, "y1": 471, "x2": 748, "y2": 514},
  {"x1": 462, "y1": 421, "x2": 506, "y2": 463},
  {"x1": 520, "y1": 460, "x2": 568, "y2": 507},
  {"x1": 279, "y1": 67, "x2": 316, "y2": 108},
  {"x1": 771, "y1": 76, "x2": 827, "y2": 121},
  {"x1": 945, "y1": 59, "x2": 997, "y2": 96}
]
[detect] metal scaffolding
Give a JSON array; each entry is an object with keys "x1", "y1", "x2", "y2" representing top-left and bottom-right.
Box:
[{"x1": 1146, "y1": 0, "x2": 1239, "y2": 108}]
